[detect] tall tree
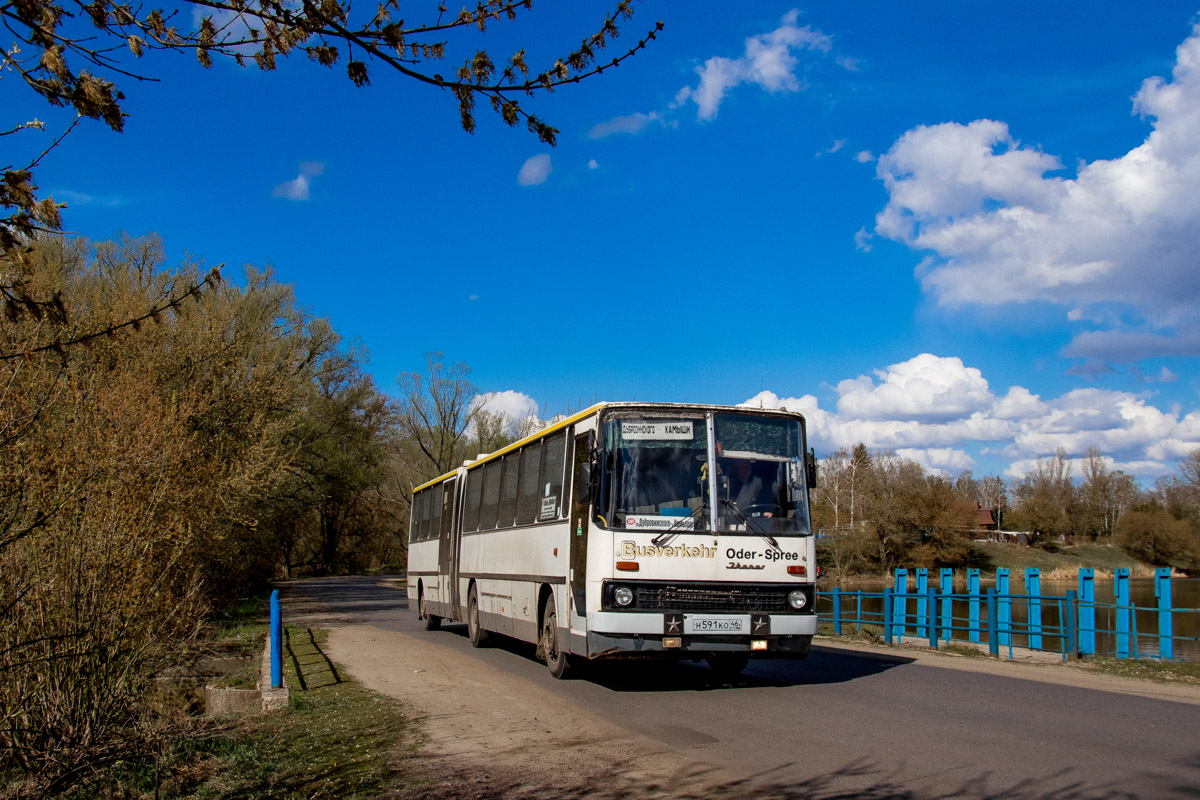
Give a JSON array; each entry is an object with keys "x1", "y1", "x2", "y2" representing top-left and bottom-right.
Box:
[
  {"x1": 1010, "y1": 448, "x2": 1075, "y2": 545},
  {"x1": 1077, "y1": 446, "x2": 1136, "y2": 539},
  {"x1": 395, "y1": 351, "x2": 480, "y2": 478}
]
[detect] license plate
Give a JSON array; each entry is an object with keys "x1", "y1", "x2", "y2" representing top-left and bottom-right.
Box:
[{"x1": 685, "y1": 615, "x2": 747, "y2": 634}]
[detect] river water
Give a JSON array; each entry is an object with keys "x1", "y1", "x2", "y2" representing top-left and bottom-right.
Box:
[{"x1": 819, "y1": 577, "x2": 1200, "y2": 661}]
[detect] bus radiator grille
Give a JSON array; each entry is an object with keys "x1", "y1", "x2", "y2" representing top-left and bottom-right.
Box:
[{"x1": 633, "y1": 585, "x2": 789, "y2": 613}]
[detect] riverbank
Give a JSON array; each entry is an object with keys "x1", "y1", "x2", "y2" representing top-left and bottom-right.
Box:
[{"x1": 824, "y1": 541, "x2": 1170, "y2": 584}]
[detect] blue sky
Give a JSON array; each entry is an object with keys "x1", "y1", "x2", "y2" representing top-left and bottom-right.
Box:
[{"x1": 10, "y1": 1, "x2": 1200, "y2": 482}]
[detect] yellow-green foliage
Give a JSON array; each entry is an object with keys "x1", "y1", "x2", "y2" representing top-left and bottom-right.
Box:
[{"x1": 0, "y1": 235, "x2": 379, "y2": 792}]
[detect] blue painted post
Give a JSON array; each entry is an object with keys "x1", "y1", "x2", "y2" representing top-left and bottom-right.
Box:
[
  {"x1": 927, "y1": 585, "x2": 938, "y2": 648},
  {"x1": 968, "y1": 568, "x2": 981, "y2": 643},
  {"x1": 1155, "y1": 568, "x2": 1173, "y2": 661},
  {"x1": 893, "y1": 568, "x2": 908, "y2": 640},
  {"x1": 270, "y1": 589, "x2": 282, "y2": 689},
  {"x1": 940, "y1": 568, "x2": 954, "y2": 643},
  {"x1": 1025, "y1": 568, "x2": 1042, "y2": 651},
  {"x1": 1115, "y1": 568, "x2": 1130, "y2": 658},
  {"x1": 1079, "y1": 568, "x2": 1095, "y2": 656},
  {"x1": 987, "y1": 588, "x2": 999, "y2": 657},
  {"x1": 996, "y1": 568, "x2": 1011, "y2": 648},
  {"x1": 832, "y1": 586, "x2": 842, "y2": 635},
  {"x1": 1064, "y1": 590, "x2": 1078, "y2": 660},
  {"x1": 883, "y1": 588, "x2": 894, "y2": 644},
  {"x1": 916, "y1": 568, "x2": 928, "y2": 636},
  {"x1": 856, "y1": 591, "x2": 863, "y2": 633}
]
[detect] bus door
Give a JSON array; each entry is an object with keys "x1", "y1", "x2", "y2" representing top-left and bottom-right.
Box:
[
  {"x1": 438, "y1": 477, "x2": 459, "y2": 617},
  {"x1": 569, "y1": 432, "x2": 592, "y2": 619}
]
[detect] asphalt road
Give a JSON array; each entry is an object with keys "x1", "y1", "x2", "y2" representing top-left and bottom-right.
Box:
[{"x1": 291, "y1": 576, "x2": 1200, "y2": 799}]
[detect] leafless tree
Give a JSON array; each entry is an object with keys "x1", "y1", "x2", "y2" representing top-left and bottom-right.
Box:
[{"x1": 395, "y1": 351, "x2": 480, "y2": 478}]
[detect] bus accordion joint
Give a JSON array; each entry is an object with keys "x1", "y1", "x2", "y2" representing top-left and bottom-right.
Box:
[
  {"x1": 616, "y1": 561, "x2": 640, "y2": 571},
  {"x1": 787, "y1": 565, "x2": 807, "y2": 576}
]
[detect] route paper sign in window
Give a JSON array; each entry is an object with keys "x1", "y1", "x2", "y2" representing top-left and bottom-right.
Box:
[{"x1": 621, "y1": 421, "x2": 694, "y2": 441}]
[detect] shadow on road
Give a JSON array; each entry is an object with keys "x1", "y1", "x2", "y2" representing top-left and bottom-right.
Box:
[
  {"x1": 385, "y1": 754, "x2": 1159, "y2": 800},
  {"x1": 435, "y1": 623, "x2": 914, "y2": 692}
]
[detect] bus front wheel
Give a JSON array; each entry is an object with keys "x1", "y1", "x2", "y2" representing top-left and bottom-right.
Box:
[
  {"x1": 467, "y1": 586, "x2": 489, "y2": 648},
  {"x1": 541, "y1": 595, "x2": 571, "y2": 679}
]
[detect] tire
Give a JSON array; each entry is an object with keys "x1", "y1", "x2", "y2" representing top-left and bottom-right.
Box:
[
  {"x1": 541, "y1": 595, "x2": 572, "y2": 679},
  {"x1": 706, "y1": 652, "x2": 749, "y2": 679},
  {"x1": 420, "y1": 591, "x2": 441, "y2": 631},
  {"x1": 467, "y1": 585, "x2": 489, "y2": 648}
]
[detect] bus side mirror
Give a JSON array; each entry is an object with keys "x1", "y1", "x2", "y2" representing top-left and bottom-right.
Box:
[{"x1": 806, "y1": 448, "x2": 818, "y2": 489}]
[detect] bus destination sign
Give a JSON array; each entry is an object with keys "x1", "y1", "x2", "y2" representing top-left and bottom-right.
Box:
[{"x1": 621, "y1": 421, "x2": 694, "y2": 440}]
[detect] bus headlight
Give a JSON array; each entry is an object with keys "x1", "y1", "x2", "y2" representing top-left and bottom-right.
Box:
[
  {"x1": 614, "y1": 586, "x2": 634, "y2": 607},
  {"x1": 788, "y1": 590, "x2": 807, "y2": 610}
]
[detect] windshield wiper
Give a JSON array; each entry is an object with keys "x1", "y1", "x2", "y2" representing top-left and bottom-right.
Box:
[
  {"x1": 651, "y1": 503, "x2": 708, "y2": 547},
  {"x1": 720, "y1": 498, "x2": 780, "y2": 550}
]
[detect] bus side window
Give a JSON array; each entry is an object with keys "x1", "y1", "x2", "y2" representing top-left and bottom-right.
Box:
[
  {"x1": 429, "y1": 482, "x2": 442, "y2": 538},
  {"x1": 408, "y1": 490, "x2": 421, "y2": 543},
  {"x1": 418, "y1": 486, "x2": 432, "y2": 540},
  {"x1": 463, "y1": 468, "x2": 483, "y2": 532},
  {"x1": 517, "y1": 442, "x2": 541, "y2": 525},
  {"x1": 541, "y1": 430, "x2": 566, "y2": 521},
  {"x1": 498, "y1": 454, "x2": 519, "y2": 528},
  {"x1": 480, "y1": 460, "x2": 502, "y2": 530}
]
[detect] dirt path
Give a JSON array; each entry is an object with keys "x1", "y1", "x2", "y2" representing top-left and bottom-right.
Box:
[{"x1": 281, "y1": 581, "x2": 747, "y2": 799}]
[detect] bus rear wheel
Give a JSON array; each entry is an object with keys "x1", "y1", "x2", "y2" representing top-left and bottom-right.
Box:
[
  {"x1": 541, "y1": 595, "x2": 572, "y2": 679},
  {"x1": 419, "y1": 591, "x2": 440, "y2": 631},
  {"x1": 467, "y1": 586, "x2": 489, "y2": 648}
]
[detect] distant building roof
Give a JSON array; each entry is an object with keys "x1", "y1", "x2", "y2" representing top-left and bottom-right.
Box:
[{"x1": 974, "y1": 504, "x2": 997, "y2": 529}]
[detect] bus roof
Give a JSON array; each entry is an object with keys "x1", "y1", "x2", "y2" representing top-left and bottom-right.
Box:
[{"x1": 410, "y1": 401, "x2": 807, "y2": 494}]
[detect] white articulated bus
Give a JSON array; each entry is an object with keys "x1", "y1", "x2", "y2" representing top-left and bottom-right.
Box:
[{"x1": 406, "y1": 402, "x2": 818, "y2": 678}]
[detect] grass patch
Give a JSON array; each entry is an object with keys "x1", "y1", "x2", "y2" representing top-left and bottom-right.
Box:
[
  {"x1": 175, "y1": 623, "x2": 414, "y2": 799},
  {"x1": 57, "y1": 624, "x2": 415, "y2": 800},
  {"x1": 204, "y1": 591, "x2": 272, "y2": 658},
  {"x1": 1076, "y1": 656, "x2": 1200, "y2": 686},
  {"x1": 818, "y1": 624, "x2": 885, "y2": 645},
  {"x1": 939, "y1": 642, "x2": 988, "y2": 658},
  {"x1": 969, "y1": 542, "x2": 1149, "y2": 576}
]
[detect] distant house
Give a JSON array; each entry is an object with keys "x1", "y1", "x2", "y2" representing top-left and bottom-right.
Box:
[{"x1": 973, "y1": 504, "x2": 997, "y2": 531}]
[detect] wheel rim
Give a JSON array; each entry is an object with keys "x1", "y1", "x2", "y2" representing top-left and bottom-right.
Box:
[{"x1": 544, "y1": 611, "x2": 558, "y2": 662}]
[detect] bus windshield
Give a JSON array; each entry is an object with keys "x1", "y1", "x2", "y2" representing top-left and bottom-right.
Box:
[{"x1": 600, "y1": 411, "x2": 811, "y2": 536}]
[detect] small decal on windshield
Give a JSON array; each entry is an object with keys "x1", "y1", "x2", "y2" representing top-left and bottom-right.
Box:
[{"x1": 625, "y1": 515, "x2": 695, "y2": 531}]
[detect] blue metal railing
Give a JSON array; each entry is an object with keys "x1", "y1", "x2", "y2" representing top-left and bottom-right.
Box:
[{"x1": 817, "y1": 567, "x2": 1199, "y2": 662}]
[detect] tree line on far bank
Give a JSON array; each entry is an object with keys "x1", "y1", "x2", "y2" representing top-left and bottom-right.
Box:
[{"x1": 812, "y1": 443, "x2": 1200, "y2": 576}]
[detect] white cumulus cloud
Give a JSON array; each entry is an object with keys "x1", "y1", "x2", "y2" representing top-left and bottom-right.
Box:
[
  {"x1": 743, "y1": 352, "x2": 1200, "y2": 480},
  {"x1": 588, "y1": 112, "x2": 664, "y2": 139},
  {"x1": 673, "y1": 9, "x2": 833, "y2": 121},
  {"x1": 517, "y1": 154, "x2": 553, "y2": 186},
  {"x1": 871, "y1": 23, "x2": 1200, "y2": 361},
  {"x1": 473, "y1": 390, "x2": 540, "y2": 423},
  {"x1": 835, "y1": 354, "x2": 993, "y2": 422}
]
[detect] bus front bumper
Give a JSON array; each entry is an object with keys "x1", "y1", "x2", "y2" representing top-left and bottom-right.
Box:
[{"x1": 580, "y1": 611, "x2": 817, "y2": 658}]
